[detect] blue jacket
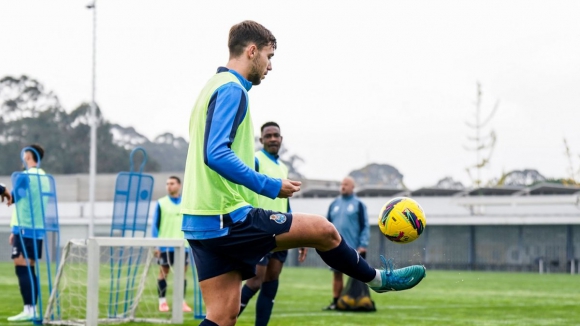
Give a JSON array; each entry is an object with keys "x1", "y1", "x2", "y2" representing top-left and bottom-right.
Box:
[{"x1": 327, "y1": 195, "x2": 370, "y2": 249}]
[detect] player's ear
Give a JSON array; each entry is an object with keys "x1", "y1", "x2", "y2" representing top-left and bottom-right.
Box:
[
  {"x1": 247, "y1": 44, "x2": 257, "y2": 59},
  {"x1": 259, "y1": 137, "x2": 264, "y2": 144}
]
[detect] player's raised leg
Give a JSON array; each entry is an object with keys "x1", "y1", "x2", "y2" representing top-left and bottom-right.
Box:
[{"x1": 274, "y1": 213, "x2": 427, "y2": 293}]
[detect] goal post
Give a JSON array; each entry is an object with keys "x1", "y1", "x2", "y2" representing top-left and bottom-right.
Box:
[{"x1": 44, "y1": 237, "x2": 186, "y2": 326}]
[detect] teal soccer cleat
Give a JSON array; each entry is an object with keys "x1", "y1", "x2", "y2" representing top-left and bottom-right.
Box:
[{"x1": 369, "y1": 256, "x2": 426, "y2": 293}]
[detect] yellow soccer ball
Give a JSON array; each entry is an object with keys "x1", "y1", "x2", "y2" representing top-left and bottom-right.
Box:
[{"x1": 378, "y1": 197, "x2": 426, "y2": 244}]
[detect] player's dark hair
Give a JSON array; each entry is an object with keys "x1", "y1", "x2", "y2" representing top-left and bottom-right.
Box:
[
  {"x1": 25, "y1": 144, "x2": 45, "y2": 163},
  {"x1": 169, "y1": 176, "x2": 181, "y2": 184},
  {"x1": 261, "y1": 121, "x2": 280, "y2": 133},
  {"x1": 228, "y1": 20, "x2": 277, "y2": 58}
]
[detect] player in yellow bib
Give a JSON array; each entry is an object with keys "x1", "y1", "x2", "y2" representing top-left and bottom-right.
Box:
[
  {"x1": 151, "y1": 176, "x2": 192, "y2": 313},
  {"x1": 238, "y1": 122, "x2": 308, "y2": 325},
  {"x1": 8, "y1": 144, "x2": 48, "y2": 322},
  {"x1": 181, "y1": 20, "x2": 426, "y2": 326}
]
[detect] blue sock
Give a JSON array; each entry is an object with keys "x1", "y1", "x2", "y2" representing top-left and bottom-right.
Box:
[
  {"x1": 316, "y1": 238, "x2": 376, "y2": 283},
  {"x1": 15, "y1": 266, "x2": 33, "y2": 306},
  {"x1": 199, "y1": 319, "x2": 218, "y2": 326},
  {"x1": 238, "y1": 284, "x2": 257, "y2": 316},
  {"x1": 31, "y1": 267, "x2": 39, "y2": 306},
  {"x1": 255, "y1": 280, "x2": 279, "y2": 326},
  {"x1": 158, "y1": 279, "x2": 167, "y2": 298}
]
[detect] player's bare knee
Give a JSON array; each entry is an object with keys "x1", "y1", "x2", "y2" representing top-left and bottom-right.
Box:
[
  {"x1": 13, "y1": 256, "x2": 30, "y2": 267},
  {"x1": 265, "y1": 269, "x2": 281, "y2": 282},
  {"x1": 245, "y1": 277, "x2": 262, "y2": 291},
  {"x1": 319, "y1": 220, "x2": 341, "y2": 245}
]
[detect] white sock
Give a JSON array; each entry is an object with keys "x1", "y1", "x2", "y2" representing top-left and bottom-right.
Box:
[
  {"x1": 366, "y1": 269, "x2": 382, "y2": 287},
  {"x1": 24, "y1": 305, "x2": 34, "y2": 315},
  {"x1": 159, "y1": 297, "x2": 167, "y2": 305}
]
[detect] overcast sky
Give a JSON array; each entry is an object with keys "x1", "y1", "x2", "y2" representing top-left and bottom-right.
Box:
[{"x1": 1, "y1": 0, "x2": 579, "y2": 189}]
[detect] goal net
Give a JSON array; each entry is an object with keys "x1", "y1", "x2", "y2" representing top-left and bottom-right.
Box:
[{"x1": 44, "y1": 237, "x2": 187, "y2": 326}]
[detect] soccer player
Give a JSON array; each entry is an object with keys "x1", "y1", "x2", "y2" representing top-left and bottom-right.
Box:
[
  {"x1": 0, "y1": 182, "x2": 12, "y2": 206},
  {"x1": 151, "y1": 176, "x2": 192, "y2": 313},
  {"x1": 324, "y1": 176, "x2": 369, "y2": 310},
  {"x1": 238, "y1": 121, "x2": 308, "y2": 325},
  {"x1": 181, "y1": 20, "x2": 426, "y2": 326},
  {"x1": 8, "y1": 144, "x2": 47, "y2": 322}
]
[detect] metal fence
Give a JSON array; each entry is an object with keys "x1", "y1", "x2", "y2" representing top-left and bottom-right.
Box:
[
  {"x1": 287, "y1": 224, "x2": 580, "y2": 274},
  {"x1": 0, "y1": 224, "x2": 578, "y2": 274}
]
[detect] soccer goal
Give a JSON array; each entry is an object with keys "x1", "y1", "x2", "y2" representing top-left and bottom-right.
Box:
[{"x1": 43, "y1": 237, "x2": 187, "y2": 326}]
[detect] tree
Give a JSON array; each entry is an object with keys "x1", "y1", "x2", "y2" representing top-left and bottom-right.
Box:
[
  {"x1": 65, "y1": 104, "x2": 160, "y2": 173},
  {"x1": 0, "y1": 75, "x2": 60, "y2": 123},
  {"x1": 110, "y1": 125, "x2": 186, "y2": 172},
  {"x1": 349, "y1": 163, "x2": 405, "y2": 188},
  {"x1": 563, "y1": 138, "x2": 579, "y2": 184},
  {"x1": 496, "y1": 169, "x2": 546, "y2": 187},
  {"x1": 433, "y1": 176, "x2": 465, "y2": 190},
  {"x1": 0, "y1": 75, "x2": 68, "y2": 173},
  {"x1": 561, "y1": 138, "x2": 580, "y2": 186},
  {"x1": 464, "y1": 82, "x2": 499, "y2": 188},
  {"x1": 0, "y1": 75, "x2": 160, "y2": 174}
]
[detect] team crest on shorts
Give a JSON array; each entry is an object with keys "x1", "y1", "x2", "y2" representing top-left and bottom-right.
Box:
[{"x1": 270, "y1": 213, "x2": 287, "y2": 224}]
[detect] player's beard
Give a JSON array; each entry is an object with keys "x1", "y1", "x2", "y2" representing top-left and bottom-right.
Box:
[{"x1": 248, "y1": 53, "x2": 264, "y2": 85}]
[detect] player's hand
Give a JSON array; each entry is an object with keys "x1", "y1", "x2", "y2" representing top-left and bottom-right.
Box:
[
  {"x1": 298, "y1": 247, "x2": 308, "y2": 263},
  {"x1": 1, "y1": 188, "x2": 12, "y2": 206},
  {"x1": 357, "y1": 247, "x2": 367, "y2": 255},
  {"x1": 8, "y1": 233, "x2": 14, "y2": 245},
  {"x1": 154, "y1": 249, "x2": 160, "y2": 258},
  {"x1": 278, "y1": 179, "x2": 301, "y2": 198}
]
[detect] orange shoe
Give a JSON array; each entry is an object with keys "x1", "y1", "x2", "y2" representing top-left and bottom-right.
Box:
[
  {"x1": 159, "y1": 301, "x2": 170, "y2": 312},
  {"x1": 182, "y1": 302, "x2": 192, "y2": 312}
]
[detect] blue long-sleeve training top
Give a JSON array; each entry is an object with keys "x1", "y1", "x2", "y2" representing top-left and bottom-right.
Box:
[{"x1": 182, "y1": 68, "x2": 282, "y2": 240}]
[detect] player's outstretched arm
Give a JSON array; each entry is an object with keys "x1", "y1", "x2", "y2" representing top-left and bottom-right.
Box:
[
  {"x1": 0, "y1": 184, "x2": 12, "y2": 206},
  {"x1": 277, "y1": 179, "x2": 301, "y2": 198}
]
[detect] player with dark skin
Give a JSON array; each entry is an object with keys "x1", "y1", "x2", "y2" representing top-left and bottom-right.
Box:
[
  {"x1": 245, "y1": 124, "x2": 308, "y2": 290},
  {"x1": 239, "y1": 123, "x2": 308, "y2": 325}
]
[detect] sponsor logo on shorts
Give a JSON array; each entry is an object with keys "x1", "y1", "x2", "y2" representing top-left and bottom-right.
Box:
[{"x1": 270, "y1": 213, "x2": 287, "y2": 224}]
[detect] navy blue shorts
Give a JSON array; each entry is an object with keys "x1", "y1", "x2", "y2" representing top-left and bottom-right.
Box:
[
  {"x1": 158, "y1": 251, "x2": 189, "y2": 267},
  {"x1": 188, "y1": 208, "x2": 292, "y2": 281},
  {"x1": 258, "y1": 250, "x2": 288, "y2": 266},
  {"x1": 11, "y1": 234, "x2": 43, "y2": 260}
]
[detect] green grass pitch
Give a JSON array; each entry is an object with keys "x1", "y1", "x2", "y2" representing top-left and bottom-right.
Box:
[{"x1": 0, "y1": 263, "x2": 577, "y2": 325}]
